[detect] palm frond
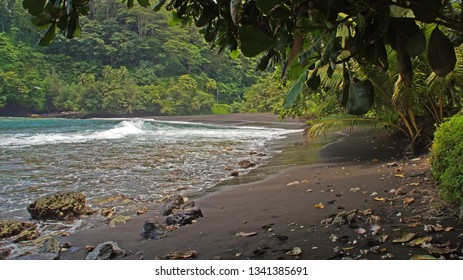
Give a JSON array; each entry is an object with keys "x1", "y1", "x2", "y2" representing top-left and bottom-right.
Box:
[{"x1": 305, "y1": 113, "x2": 406, "y2": 142}]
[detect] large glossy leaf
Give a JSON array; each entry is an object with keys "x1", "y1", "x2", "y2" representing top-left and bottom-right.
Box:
[
  {"x1": 410, "y1": 0, "x2": 441, "y2": 23},
  {"x1": 238, "y1": 25, "x2": 273, "y2": 57},
  {"x1": 39, "y1": 23, "x2": 57, "y2": 46},
  {"x1": 23, "y1": 0, "x2": 46, "y2": 16},
  {"x1": 346, "y1": 79, "x2": 375, "y2": 115},
  {"x1": 428, "y1": 27, "x2": 457, "y2": 77},
  {"x1": 153, "y1": 0, "x2": 167, "y2": 11},
  {"x1": 283, "y1": 66, "x2": 309, "y2": 109},
  {"x1": 137, "y1": 0, "x2": 150, "y2": 8},
  {"x1": 387, "y1": 18, "x2": 425, "y2": 57},
  {"x1": 256, "y1": 0, "x2": 282, "y2": 15}
]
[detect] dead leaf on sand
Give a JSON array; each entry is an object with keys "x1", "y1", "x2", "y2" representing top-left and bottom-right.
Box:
[
  {"x1": 421, "y1": 243, "x2": 458, "y2": 255},
  {"x1": 374, "y1": 197, "x2": 386, "y2": 202},
  {"x1": 235, "y1": 232, "x2": 257, "y2": 237},
  {"x1": 392, "y1": 232, "x2": 417, "y2": 243},
  {"x1": 445, "y1": 227, "x2": 454, "y2": 232},
  {"x1": 314, "y1": 202, "x2": 325, "y2": 209},
  {"x1": 408, "y1": 236, "x2": 432, "y2": 246},
  {"x1": 394, "y1": 173, "x2": 405, "y2": 178},
  {"x1": 350, "y1": 187, "x2": 361, "y2": 192},
  {"x1": 286, "y1": 181, "x2": 300, "y2": 186},
  {"x1": 166, "y1": 250, "x2": 197, "y2": 259},
  {"x1": 403, "y1": 197, "x2": 415, "y2": 207},
  {"x1": 286, "y1": 247, "x2": 302, "y2": 256},
  {"x1": 410, "y1": 254, "x2": 437, "y2": 260}
]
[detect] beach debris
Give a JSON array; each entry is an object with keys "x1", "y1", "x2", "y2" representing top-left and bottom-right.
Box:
[
  {"x1": 239, "y1": 160, "x2": 256, "y2": 169},
  {"x1": 392, "y1": 232, "x2": 417, "y2": 243},
  {"x1": 395, "y1": 187, "x2": 407, "y2": 196},
  {"x1": 301, "y1": 180, "x2": 309, "y2": 183},
  {"x1": 235, "y1": 231, "x2": 257, "y2": 237},
  {"x1": 306, "y1": 189, "x2": 313, "y2": 193},
  {"x1": 166, "y1": 208, "x2": 203, "y2": 226},
  {"x1": 85, "y1": 245, "x2": 95, "y2": 253},
  {"x1": 314, "y1": 202, "x2": 325, "y2": 209},
  {"x1": 140, "y1": 220, "x2": 167, "y2": 240},
  {"x1": 403, "y1": 197, "x2": 415, "y2": 207},
  {"x1": 350, "y1": 187, "x2": 361, "y2": 192},
  {"x1": 329, "y1": 234, "x2": 339, "y2": 242},
  {"x1": 27, "y1": 191, "x2": 94, "y2": 220},
  {"x1": 421, "y1": 243, "x2": 458, "y2": 255},
  {"x1": 286, "y1": 247, "x2": 302, "y2": 256},
  {"x1": 394, "y1": 173, "x2": 405, "y2": 178},
  {"x1": 327, "y1": 200, "x2": 336, "y2": 205},
  {"x1": 423, "y1": 224, "x2": 451, "y2": 233},
  {"x1": 286, "y1": 181, "x2": 300, "y2": 186},
  {"x1": 355, "y1": 227, "x2": 366, "y2": 235},
  {"x1": 373, "y1": 197, "x2": 386, "y2": 202},
  {"x1": 101, "y1": 207, "x2": 115, "y2": 217},
  {"x1": 321, "y1": 210, "x2": 359, "y2": 226},
  {"x1": 230, "y1": 171, "x2": 239, "y2": 177},
  {"x1": 235, "y1": 252, "x2": 242, "y2": 258},
  {"x1": 377, "y1": 234, "x2": 389, "y2": 243},
  {"x1": 160, "y1": 194, "x2": 184, "y2": 216},
  {"x1": 165, "y1": 250, "x2": 197, "y2": 259},
  {"x1": 370, "y1": 224, "x2": 382, "y2": 235},
  {"x1": 108, "y1": 215, "x2": 131, "y2": 228},
  {"x1": 381, "y1": 253, "x2": 395, "y2": 259},
  {"x1": 136, "y1": 208, "x2": 148, "y2": 215},
  {"x1": 85, "y1": 241, "x2": 127, "y2": 260},
  {"x1": 387, "y1": 162, "x2": 399, "y2": 167},
  {"x1": 410, "y1": 254, "x2": 438, "y2": 260},
  {"x1": 408, "y1": 236, "x2": 432, "y2": 246},
  {"x1": 370, "y1": 192, "x2": 379, "y2": 197}
]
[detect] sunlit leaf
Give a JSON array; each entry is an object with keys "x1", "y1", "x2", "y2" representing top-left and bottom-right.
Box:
[
  {"x1": 408, "y1": 236, "x2": 432, "y2": 246},
  {"x1": 392, "y1": 232, "x2": 417, "y2": 243},
  {"x1": 235, "y1": 231, "x2": 257, "y2": 237},
  {"x1": 410, "y1": 254, "x2": 437, "y2": 260},
  {"x1": 39, "y1": 23, "x2": 57, "y2": 46},
  {"x1": 403, "y1": 197, "x2": 414, "y2": 207},
  {"x1": 314, "y1": 202, "x2": 325, "y2": 209},
  {"x1": 153, "y1": 0, "x2": 166, "y2": 11}
]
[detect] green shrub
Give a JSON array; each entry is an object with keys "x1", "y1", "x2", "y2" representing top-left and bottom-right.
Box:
[
  {"x1": 211, "y1": 104, "x2": 232, "y2": 115},
  {"x1": 430, "y1": 113, "x2": 463, "y2": 204}
]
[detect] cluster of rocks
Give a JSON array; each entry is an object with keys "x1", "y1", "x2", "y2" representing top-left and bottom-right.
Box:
[{"x1": 140, "y1": 194, "x2": 203, "y2": 240}]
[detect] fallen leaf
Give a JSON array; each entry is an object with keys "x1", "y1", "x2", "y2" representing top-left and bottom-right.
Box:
[
  {"x1": 403, "y1": 197, "x2": 415, "y2": 207},
  {"x1": 393, "y1": 232, "x2": 417, "y2": 243},
  {"x1": 374, "y1": 197, "x2": 386, "y2": 202},
  {"x1": 394, "y1": 173, "x2": 405, "y2": 178},
  {"x1": 306, "y1": 189, "x2": 312, "y2": 193},
  {"x1": 387, "y1": 162, "x2": 398, "y2": 167},
  {"x1": 301, "y1": 180, "x2": 309, "y2": 183},
  {"x1": 235, "y1": 232, "x2": 257, "y2": 237},
  {"x1": 314, "y1": 202, "x2": 325, "y2": 209},
  {"x1": 342, "y1": 247, "x2": 355, "y2": 251},
  {"x1": 286, "y1": 181, "x2": 300, "y2": 186},
  {"x1": 370, "y1": 224, "x2": 382, "y2": 235},
  {"x1": 445, "y1": 227, "x2": 454, "y2": 232},
  {"x1": 286, "y1": 247, "x2": 302, "y2": 256},
  {"x1": 355, "y1": 227, "x2": 367, "y2": 234},
  {"x1": 410, "y1": 254, "x2": 437, "y2": 260},
  {"x1": 421, "y1": 243, "x2": 458, "y2": 255},
  {"x1": 350, "y1": 187, "x2": 361, "y2": 192},
  {"x1": 166, "y1": 250, "x2": 197, "y2": 259},
  {"x1": 408, "y1": 236, "x2": 432, "y2": 246},
  {"x1": 432, "y1": 224, "x2": 445, "y2": 232},
  {"x1": 410, "y1": 182, "x2": 420, "y2": 186},
  {"x1": 377, "y1": 234, "x2": 389, "y2": 243}
]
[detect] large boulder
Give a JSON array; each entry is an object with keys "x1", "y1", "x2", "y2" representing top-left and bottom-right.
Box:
[
  {"x1": 0, "y1": 220, "x2": 36, "y2": 239},
  {"x1": 85, "y1": 241, "x2": 127, "y2": 260},
  {"x1": 27, "y1": 191, "x2": 94, "y2": 220}
]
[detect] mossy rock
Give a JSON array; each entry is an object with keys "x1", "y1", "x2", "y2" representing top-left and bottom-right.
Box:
[
  {"x1": 27, "y1": 191, "x2": 89, "y2": 220},
  {"x1": 0, "y1": 220, "x2": 36, "y2": 239}
]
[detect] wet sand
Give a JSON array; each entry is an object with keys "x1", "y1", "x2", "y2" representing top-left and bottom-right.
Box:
[{"x1": 59, "y1": 113, "x2": 462, "y2": 260}]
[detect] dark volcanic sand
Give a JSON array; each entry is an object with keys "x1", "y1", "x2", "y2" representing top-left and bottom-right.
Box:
[{"x1": 58, "y1": 113, "x2": 462, "y2": 260}]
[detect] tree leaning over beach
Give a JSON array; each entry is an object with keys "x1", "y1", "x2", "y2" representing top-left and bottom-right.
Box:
[{"x1": 23, "y1": 0, "x2": 463, "y2": 115}]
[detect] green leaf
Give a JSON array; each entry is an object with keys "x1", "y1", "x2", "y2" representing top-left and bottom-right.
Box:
[
  {"x1": 39, "y1": 23, "x2": 57, "y2": 46},
  {"x1": 137, "y1": 0, "x2": 150, "y2": 8},
  {"x1": 346, "y1": 79, "x2": 375, "y2": 115},
  {"x1": 427, "y1": 27, "x2": 457, "y2": 77},
  {"x1": 256, "y1": 0, "x2": 282, "y2": 15},
  {"x1": 153, "y1": 0, "x2": 166, "y2": 11},
  {"x1": 31, "y1": 15, "x2": 53, "y2": 27},
  {"x1": 238, "y1": 25, "x2": 274, "y2": 57},
  {"x1": 127, "y1": 0, "x2": 134, "y2": 8},
  {"x1": 410, "y1": 0, "x2": 441, "y2": 23},
  {"x1": 387, "y1": 18, "x2": 425, "y2": 57},
  {"x1": 283, "y1": 66, "x2": 308, "y2": 109},
  {"x1": 23, "y1": 0, "x2": 46, "y2": 16}
]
